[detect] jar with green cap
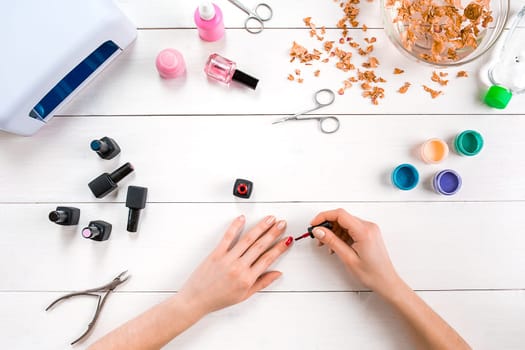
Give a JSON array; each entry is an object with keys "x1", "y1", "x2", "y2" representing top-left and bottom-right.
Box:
[
  {"x1": 484, "y1": 6, "x2": 525, "y2": 109},
  {"x1": 455, "y1": 130, "x2": 484, "y2": 156}
]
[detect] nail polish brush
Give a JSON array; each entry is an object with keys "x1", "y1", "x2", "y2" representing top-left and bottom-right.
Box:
[{"x1": 294, "y1": 221, "x2": 333, "y2": 241}]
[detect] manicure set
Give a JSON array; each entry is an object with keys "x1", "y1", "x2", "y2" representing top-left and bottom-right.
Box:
[{"x1": 49, "y1": 136, "x2": 148, "y2": 241}]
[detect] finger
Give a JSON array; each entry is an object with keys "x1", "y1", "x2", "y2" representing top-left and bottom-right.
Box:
[
  {"x1": 246, "y1": 271, "x2": 282, "y2": 298},
  {"x1": 214, "y1": 215, "x2": 246, "y2": 254},
  {"x1": 312, "y1": 227, "x2": 358, "y2": 266},
  {"x1": 240, "y1": 220, "x2": 287, "y2": 265},
  {"x1": 251, "y1": 236, "x2": 293, "y2": 276},
  {"x1": 230, "y1": 215, "x2": 276, "y2": 257},
  {"x1": 311, "y1": 208, "x2": 367, "y2": 241}
]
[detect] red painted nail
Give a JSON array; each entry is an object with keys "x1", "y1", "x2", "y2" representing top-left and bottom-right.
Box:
[{"x1": 285, "y1": 236, "x2": 293, "y2": 246}]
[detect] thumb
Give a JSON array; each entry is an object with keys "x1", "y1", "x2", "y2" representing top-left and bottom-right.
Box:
[
  {"x1": 312, "y1": 227, "x2": 358, "y2": 265},
  {"x1": 247, "y1": 271, "x2": 282, "y2": 297}
]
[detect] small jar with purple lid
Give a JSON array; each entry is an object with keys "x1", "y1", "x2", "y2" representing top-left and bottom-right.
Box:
[{"x1": 432, "y1": 169, "x2": 462, "y2": 196}]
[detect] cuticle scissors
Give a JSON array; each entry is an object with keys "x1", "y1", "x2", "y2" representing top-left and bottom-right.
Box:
[
  {"x1": 45, "y1": 270, "x2": 130, "y2": 345},
  {"x1": 273, "y1": 89, "x2": 340, "y2": 134},
  {"x1": 227, "y1": 0, "x2": 273, "y2": 34}
]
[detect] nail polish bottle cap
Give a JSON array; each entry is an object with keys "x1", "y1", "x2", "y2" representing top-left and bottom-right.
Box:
[
  {"x1": 199, "y1": 2, "x2": 216, "y2": 20},
  {"x1": 433, "y1": 169, "x2": 462, "y2": 196},
  {"x1": 454, "y1": 130, "x2": 484, "y2": 156},
  {"x1": 391, "y1": 163, "x2": 419, "y2": 191},
  {"x1": 156, "y1": 49, "x2": 186, "y2": 79},
  {"x1": 420, "y1": 138, "x2": 449, "y2": 164},
  {"x1": 232, "y1": 70, "x2": 259, "y2": 90},
  {"x1": 484, "y1": 85, "x2": 512, "y2": 109}
]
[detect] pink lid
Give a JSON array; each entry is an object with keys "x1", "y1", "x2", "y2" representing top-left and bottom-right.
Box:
[
  {"x1": 82, "y1": 228, "x2": 92, "y2": 238},
  {"x1": 156, "y1": 49, "x2": 186, "y2": 79}
]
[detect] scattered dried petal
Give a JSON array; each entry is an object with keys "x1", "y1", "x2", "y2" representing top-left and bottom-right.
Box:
[
  {"x1": 362, "y1": 56, "x2": 380, "y2": 68},
  {"x1": 398, "y1": 82, "x2": 411, "y2": 93},
  {"x1": 423, "y1": 85, "x2": 443, "y2": 99},
  {"x1": 431, "y1": 71, "x2": 449, "y2": 86}
]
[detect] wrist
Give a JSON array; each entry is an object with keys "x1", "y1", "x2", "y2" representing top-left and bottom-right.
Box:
[
  {"x1": 167, "y1": 292, "x2": 209, "y2": 324},
  {"x1": 379, "y1": 277, "x2": 414, "y2": 309},
  {"x1": 375, "y1": 274, "x2": 411, "y2": 305}
]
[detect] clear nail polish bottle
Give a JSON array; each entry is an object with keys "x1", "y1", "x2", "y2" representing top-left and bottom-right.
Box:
[{"x1": 204, "y1": 53, "x2": 259, "y2": 90}]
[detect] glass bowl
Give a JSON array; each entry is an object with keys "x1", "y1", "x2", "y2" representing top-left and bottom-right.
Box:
[{"x1": 382, "y1": 0, "x2": 510, "y2": 67}]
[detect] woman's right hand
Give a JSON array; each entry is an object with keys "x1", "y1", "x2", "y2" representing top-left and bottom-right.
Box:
[{"x1": 310, "y1": 209, "x2": 401, "y2": 296}]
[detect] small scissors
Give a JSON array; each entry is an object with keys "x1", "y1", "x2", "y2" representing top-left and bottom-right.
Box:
[
  {"x1": 228, "y1": 0, "x2": 273, "y2": 34},
  {"x1": 273, "y1": 89, "x2": 340, "y2": 134},
  {"x1": 45, "y1": 270, "x2": 130, "y2": 345}
]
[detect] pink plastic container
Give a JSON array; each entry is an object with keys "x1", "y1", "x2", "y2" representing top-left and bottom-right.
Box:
[
  {"x1": 194, "y1": 3, "x2": 224, "y2": 42},
  {"x1": 155, "y1": 49, "x2": 186, "y2": 79}
]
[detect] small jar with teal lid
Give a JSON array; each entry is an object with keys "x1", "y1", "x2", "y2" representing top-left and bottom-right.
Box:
[
  {"x1": 454, "y1": 130, "x2": 484, "y2": 156},
  {"x1": 391, "y1": 164, "x2": 419, "y2": 190}
]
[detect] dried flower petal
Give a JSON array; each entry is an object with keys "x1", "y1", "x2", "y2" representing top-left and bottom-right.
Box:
[
  {"x1": 423, "y1": 85, "x2": 443, "y2": 98},
  {"x1": 398, "y1": 82, "x2": 411, "y2": 94},
  {"x1": 431, "y1": 71, "x2": 449, "y2": 86}
]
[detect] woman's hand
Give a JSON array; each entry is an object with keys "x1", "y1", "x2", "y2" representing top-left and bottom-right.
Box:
[
  {"x1": 311, "y1": 209, "x2": 471, "y2": 349},
  {"x1": 178, "y1": 215, "x2": 293, "y2": 317},
  {"x1": 88, "y1": 215, "x2": 292, "y2": 350},
  {"x1": 310, "y1": 208, "x2": 400, "y2": 296}
]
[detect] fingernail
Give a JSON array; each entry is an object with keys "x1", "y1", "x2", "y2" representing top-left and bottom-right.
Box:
[
  {"x1": 277, "y1": 220, "x2": 287, "y2": 230},
  {"x1": 238, "y1": 215, "x2": 245, "y2": 222},
  {"x1": 265, "y1": 215, "x2": 276, "y2": 225},
  {"x1": 285, "y1": 236, "x2": 293, "y2": 246},
  {"x1": 313, "y1": 228, "x2": 325, "y2": 239}
]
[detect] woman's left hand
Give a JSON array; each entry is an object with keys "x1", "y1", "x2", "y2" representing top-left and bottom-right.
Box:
[{"x1": 177, "y1": 215, "x2": 293, "y2": 317}]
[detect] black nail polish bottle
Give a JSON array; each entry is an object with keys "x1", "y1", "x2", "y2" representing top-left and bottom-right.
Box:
[
  {"x1": 82, "y1": 220, "x2": 112, "y2": 241},
  {"x1": 48, "y1": 207, "x2": 81, "y2": 226},
  {"x1": 88, "y1": 162, "x2": 134, "y2": 198},
  {"x1": 233, "y1": 178, "x2": 253, "y2": 199},
  {"x1": 90, "y1": 136, "x2": 121, "y2": 160},
  {"x1": 126, "y1": 186, "x2": 148, "y2": 232}
]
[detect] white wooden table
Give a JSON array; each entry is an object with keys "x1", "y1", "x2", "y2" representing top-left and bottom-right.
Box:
[{"x1": 2, "y1": 1, "x2": 525, "y2": 349}]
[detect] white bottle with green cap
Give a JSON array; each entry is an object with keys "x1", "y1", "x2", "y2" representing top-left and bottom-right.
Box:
[{"x1": 484, "y1": 6, "x2": 525, "y2": 109}]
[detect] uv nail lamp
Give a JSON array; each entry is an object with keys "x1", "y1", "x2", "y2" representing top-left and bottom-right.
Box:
[{"x1": 0, "y1": 0, "x2": 137, "y2": 136}]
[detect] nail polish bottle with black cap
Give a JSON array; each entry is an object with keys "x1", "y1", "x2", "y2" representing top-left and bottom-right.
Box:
[
  {"x1": 88, "y1": 162, "x2": 134, "y2": 198},
  {"x1": 233, "y1": 178, "x2": 253, "y2": 199},
  {"x1": 48, "y1": 206, "x2": 81, "y2": 226},
  {"x1": 126, "y1": 186, "x2": 148, "y2": 232},
  {"x1": 82, "y1": 220, "x2": 112, "y2": 241},
  {"x1": 90, "y1": 136, "x2": 121, "y2": 160},
  {"x1": 204, "y1": 53, "x2": 259, "y2": 90}
]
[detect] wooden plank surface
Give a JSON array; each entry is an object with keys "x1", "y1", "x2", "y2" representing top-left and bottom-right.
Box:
[
  {"x1": 1, "y1": 115, "x2": 524, "y2": 202},
  {"x1": 2, "y1": 291, "x2": 524, "y2": 350},
  {"x1": 114, "y1": 0, "x2": 525, "y2": 29},
  {"x1": 1, "y1": 0, "x2": 524, "y2": 349},
  {"x1": 1, "y1": 202, "x2": 524, "y2": 291}
]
